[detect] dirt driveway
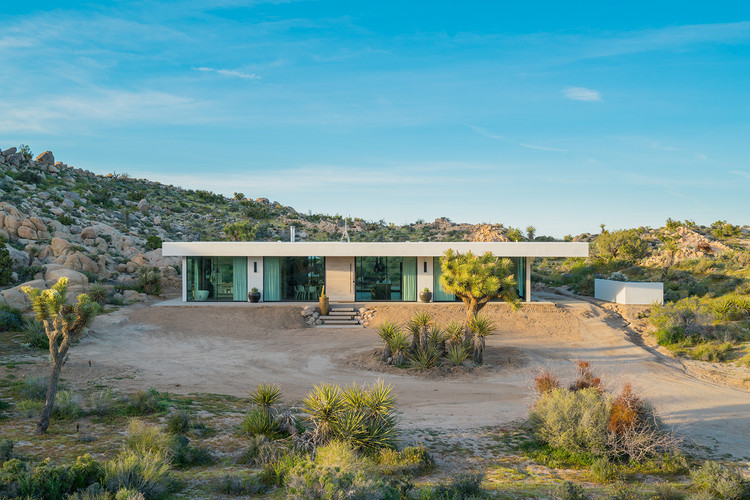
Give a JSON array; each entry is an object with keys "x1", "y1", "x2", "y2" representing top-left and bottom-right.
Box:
[{"x1": 67, "y1": 295, "x2": 750, "y2": 460}]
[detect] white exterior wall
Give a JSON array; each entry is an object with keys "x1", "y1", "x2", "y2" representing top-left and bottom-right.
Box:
[
  {"x1": 594, "y1": 279, "x2": 663, "y2": 305},
  {"x1": 248, "y1": 257, "x2": 264, "y2": 301},
  {"x1": 417, "y1": 256, "x2": 433, "y2": 300}
]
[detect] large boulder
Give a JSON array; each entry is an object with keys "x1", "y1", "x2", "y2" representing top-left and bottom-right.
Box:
[
  {"x1": 61, "y1": 252, "x2": 99, "y2": 274},
  {"x1": 4, "y1": 243, "x2": 28, "y2": 269},
  {"x1": 0, "y1": 280, "x2": 47, "y2": 311},
  {"x1": 16, "y1": 223, "x2": 37, "y2": 240},
  {"x1": 45, "y1": 267, "x2": 89, "y2": 288},
  {"x1": 35, "y1": 151, "x2": 54, "y2": 165},
  {"x1": 80, "y1": 226, "x2": 100, "y2": 240},
  {"x1": 50, "y1": 237, "x2": 71, "y2": 257},
  {"x1": 137, "y1": 199, "x2": 149, "y2": 212}
]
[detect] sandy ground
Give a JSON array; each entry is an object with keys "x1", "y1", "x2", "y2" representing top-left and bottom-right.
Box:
[{"x1": 62, "y1": 293, "x2": 750, "y2": 461}]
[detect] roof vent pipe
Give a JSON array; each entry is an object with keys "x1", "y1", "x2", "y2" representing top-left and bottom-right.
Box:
[{"x1": 290, "y1": 225, "x2": 296, "y2": 242}]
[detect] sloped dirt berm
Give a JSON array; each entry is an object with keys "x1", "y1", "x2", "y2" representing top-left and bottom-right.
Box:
[{"x1": 64, "y1": 295, "x2": 750, "y2": 460}]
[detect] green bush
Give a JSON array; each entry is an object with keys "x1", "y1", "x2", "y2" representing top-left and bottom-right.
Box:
[
  {"x1": 125, "y1": 419, "x2": 211, "y2": 469},
  {"x1": 53, "y1": 390, "x2": 84, "y2": 419},
  {"x1": 590, "y1": 457, "x2": 619, "y2": 482},
  {"x1": 0, "y1": 440, "x2": 13, "y2": 463},
  {"x1": 529, "y1": 388, "x2": 611, "y2": 457},
  {"x1": 22, "y1": 318, "x2": 48, "y2": 349},
  {"x1": 0, "y1": 243, "x2": 13, "y2": 286},
  {"x1": 690, "y1": 461, "x2": 746, "y2": 500},
  {"x1": 125, "y1": 388, "x2": 167, "y2": 416},
  {"x1": 314, "y1": 440, "x2": 369, "y2": 475},
  {"x1": 553, "y1": 480, "x2": 590, "y2": 500},
  {"x1": 89, "y1": 389, "x2": 120, "y2": 417},
  {"x1": 432, "y1": 472, "x2": 485, "y2": 499},
  {"x1": 134, "y1": 267, "x2": 161, "y2": 296},
  {"x1": 13, "y1": 375, "x2": 49, "y2": 401},
  {"x1": 690, "y1": 342, "x2": 733, "y2": 362},
  {"x1": 711, "y1": 294, "x2": 750, "y2": 321},
  {"x1": 285, "y1": 460, "x2": 398, "y2": 500},
  {"x1": 58, "y1": 214, "x2": 74, "y2": 226},
  {"x1": 103, "y1": 449, "x2": 172, "y2": 499},
  {"x1": 0, "y1": 454, "x2": 103, "y2": 500},
  {"x1": 0, "y1": 304, "x2": 22, "y2": 332},
  {"x1": 213, "y1": 473, "x2": 269, "y2": 495},
  {"x1": 145, "y1": 236, "x2": 163, "y2": 251},
  {"x1": 165, "y1": 410, "x2": 191, "y2": 435},
  {"x1": 240, "y1": 407, "x2": 281, "y2": 439},
  {"x1": 377, "y1": 445, "x2": 434, "y2": 477},
  {"x1": 236, "y1": 435, "x2": 291, "y2": 467}
]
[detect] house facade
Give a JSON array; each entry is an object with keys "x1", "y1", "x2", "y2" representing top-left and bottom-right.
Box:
[{"x1": 161, "y1": 241, "x2": 588, "y2": 303}]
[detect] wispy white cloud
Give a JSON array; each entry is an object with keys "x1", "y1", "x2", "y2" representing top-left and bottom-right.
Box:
[
  {"x1": 465, "y1": 124, "x2": 506, "y2": 140},
  {"x1": 729, "y1": 170, "x2": 750, "y2": 180},
  {"x1": 193, "y1": 67, "x2": 261, "y2": 80},
  {"x1": 562, "y1": 87, "x2": 602, "y2": 102},
  {"x1": 519, "y1": 143, "x2": 567, "y2": 152}
]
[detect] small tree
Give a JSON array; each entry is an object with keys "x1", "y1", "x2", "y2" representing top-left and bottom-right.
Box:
[
  {"x1": 224, "y1": 221, "x2": 257, "y2": 241},
  {"x1": 439, "y1": 249, "x2": 520, "y2": 324},
  {"x1": 525, "y1": 225, "x2": 536, "y2": 241},
  {"x1": 22, "y1": 278, "x2": 98, "y2": 434},
  {"x1": 0, "y1": 239, "x2": 13, "y2": 286},
  {"x1": 594, "y1": 229, "x2": 649, "y2": 261}
]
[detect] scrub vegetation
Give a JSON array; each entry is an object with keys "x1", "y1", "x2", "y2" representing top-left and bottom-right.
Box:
[{"x1": 535, "y1": 219, "x2": 750, "y2": 363}]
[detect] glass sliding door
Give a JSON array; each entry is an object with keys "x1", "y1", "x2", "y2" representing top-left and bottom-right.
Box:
[
  {"x1": 433, "y1": 257, "x2": 457, "y2": 302},
  {"x1": 186, "y1": 256, "x2": 247, "y2": 302},
  {"x1": 263, "y1": 256, "x2": 325, "y2": 301},
  {"x1": 355, "y1": 257, "x2": 417, "y2": 301}
]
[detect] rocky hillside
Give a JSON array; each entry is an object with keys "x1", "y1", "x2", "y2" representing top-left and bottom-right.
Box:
[{"x1": 1, "y1": 145, "x2": 543, "y2": 311}]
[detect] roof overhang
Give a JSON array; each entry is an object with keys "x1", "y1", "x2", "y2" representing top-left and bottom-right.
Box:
[{"x1": 162, "y1": 241, "x2": 588, "y2": 258}]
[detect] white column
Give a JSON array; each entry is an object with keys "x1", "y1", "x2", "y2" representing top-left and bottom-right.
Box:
[
  {"x1": 416, "y1": 257, "x2": 433, "y2": 299},
  {"x1": 248, "y1": 257, "x2": 264, "y2": 301},
  {"x1": 181, "y1": 257, "x2": 187, "y2": 302},
  {"x1": 525, "y1": 257, "x2": 532, "y2": 302}
]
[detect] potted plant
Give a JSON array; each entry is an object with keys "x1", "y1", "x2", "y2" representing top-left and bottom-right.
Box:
[
  {"x1": 249, "y1": 287, "x2": 261, "y2": 303},
  {"x1": 419, "y1": 287, "x2": 432, "y2": 303},
  {"x1": 319, "y1": 285, "x2": 329, "y2": 316}
]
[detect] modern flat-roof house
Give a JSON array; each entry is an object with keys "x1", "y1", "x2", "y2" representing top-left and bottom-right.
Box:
[{"x1": 162, "y1": 241, "x2": 588, "y2": 303}]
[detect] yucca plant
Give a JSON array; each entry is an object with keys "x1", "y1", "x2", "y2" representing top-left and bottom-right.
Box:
[
  {"x1": 426, "y1": 325, "x2": 448, "y2": 355},
  {"x1": 407, "y1": 343, "x2": 441, "y2": 370},
  {"x1": 362, "y1": 380, "x2": 396, "y2": 424},
  {"x1": 446, "y1": 344, "x2": 469, "y2": 366},
  {"x1": 387, "y1": 329, "x2": 411, "y2": 366},
  {"x1": 407, "y1": 311, "x2": 433, "y2": 350},
  {"x1": 468, "y1": 315, "x2": 496, "y2": 364},
  {"x1": 302, "y1": 383, "x2": 344, "y2": 443},
  {"x1": 444, "y1": 321, "x2": 464, "y2": 348},
  {"x1": 377, "y1": 322, "x2": 401, "y2": 361},
  {"x1": 249, "y1": 383, "x2": 282, "y2": 410}
]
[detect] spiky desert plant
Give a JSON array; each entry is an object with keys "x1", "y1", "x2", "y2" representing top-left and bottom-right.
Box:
[
  {"x1": 407, "y1": 343, "x2": 441, "y2": 370},
  {"x1": 249, "y1": 383, "x2": 282, "y2": 411},
  {"x1": 88, "y1": 283, "x2": 108, "y2": 306},
  {"x1": 446, "y1": 344, "x2": 469, "y2": 366},
  {"x1": 444, "y1": 321, "x2": 464, "y2": 348},
  {"x1": 302, "y1": 383, "x2": 344, "y2": 443},
  {"x1": 387, "y1": 329, "x2": 411, "y2": 366},
  {"x1": 467, "y1": 315, "x2": 496, "y2": 365},
  {"x1": 407, "y1": 311, "x2": 433, "y2": 350},
  {"x1": 376, "y1": 322, "x2": 401, "y2": 361},
  {"x1": 22, "y1": 278, "x2": 98, "y2": 434},
  {"x1": 426, "y1": 325, "x2": 448, "y2": 355},
  {"x1": 362, "y1": 380, "x2": 396, "y2": 425}
]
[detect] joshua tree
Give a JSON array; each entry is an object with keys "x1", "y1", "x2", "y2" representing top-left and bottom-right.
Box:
[
  {"x1": 467, "y1": 315, "x2": 496, "y2": 364},
  {"x1": 525, "y1": 225, "x2": 536, "y2": 241},
  {"x1": 22, "y1": 278, "x2": 98, "y2": 434},
  {"x1": 439, "y1": 249, "x2": 520, "y2": 324}
]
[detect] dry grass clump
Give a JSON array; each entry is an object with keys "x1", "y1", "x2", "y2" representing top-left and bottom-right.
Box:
[
  {"x1": 569, "y1": 361, "x2": 603, "y2": 392},
  {"x1": 533, "y1": 370, "x2": 561, "y2": 394}
]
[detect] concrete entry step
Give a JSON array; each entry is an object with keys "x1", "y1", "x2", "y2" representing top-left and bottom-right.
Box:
[
  {"x1": 316, "y1": 324, "x2": 364, "y2": 329},
  {"x1": 327, "y1": 311, "x2": 356, "y2": 316}
]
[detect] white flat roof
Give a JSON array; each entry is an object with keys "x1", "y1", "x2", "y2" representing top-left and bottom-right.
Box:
[{"x1": 162, "y1": 241, "x2": 588, "y2": 258}]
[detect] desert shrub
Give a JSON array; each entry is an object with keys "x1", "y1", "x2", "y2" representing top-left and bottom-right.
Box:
[
  {"x1": 0, "y1": 454, "x2": 103, "y2": 500},
  {"x1": 17, "y1": 169, "x2": 43, "y2": 185},
  {"x1": 736, "y1": 352, "x2": 750, "y2": 368},
  {"x1": 591, "y1": 457, "x2": 619, "y2": 482},
  {"x1": 22, "y1": 318, "x2": 48, "y2": 349},
  {"x1": 134, "y1": 267, "x2": 161, "y2": 296},
  {"x1": 13, "y1": 375, "x2": 49, "y2": 401},
  {"x1": 377, "y1": 445, "x2": 434, "y2": 477},
  {"x1": 53, "y1": 390, "x2": 84, "y2": 419},
  {"x1": 89, "y1": 389, "x2": 120, "y2": 417},
  {"x1": 102, "y1": 449, "x2": 172, "y2": 499},
  {"x1": 377, "y1": 321, "x2": 400, "y2": 360},
  {"x1": 569, "y1": 361, "x2": 603, "y2": 392},
  {"x1": 0, "y1": 440, "x2": 13, "y2": 463},
  {"x1": 690, "y1": 342, "x2": 733, "y2": 362},
  {"x1": 314, "y1": 440, "x2": 368, "y2": 474},
  {"x1": 711, "y1": 294, "x2": 750, "y2": 322},
  {"x1": 236, "y1": 435, "x2": 291, "y2": 467},
  {"x1": 710, "y1": 221, "x2": 741, "y2": 239},
  {"x1": 0, "y1": 243, "x2": 13, "y2": 286},
  {"x1": 432, "y1": 472, "x2": 485, "y2": 499},
  {"x1": 58, "y1": 214, "x2": 74, "y2": 226},
  {"x1": 126, "y1": 419, "x2": 174, "y2": 458},
  {"x1": 285, "y1": 460, "x2": 398, "y2": 500},
  {"x1": 650, "y1": 483, "x2": 686, "y2": 500},
  {"x1": 595, "y1": 229, "x2": 650, "y2": 261},
  {"x1": 386, "y1": 329, "x2": 410, "y2": 366},
  {"x1": 407, "y1": 342, "x2": 441, "y2": 369},
  {"x1": 171, "y1": 435, "x2": 212, "y2": 468},
  {"x1": 125, "y1": 388, "x2": 167, "y2": 416},
  {"x1": 88, "y1": 283, "x2": 108, "y2": 306},
  {"x1": 213, "y1": 473, "x2": 268, "y2": 495},
  {"x1": 145, "y1": 236, "x2": 162, "y2": 251},
  {"x1": 0, "y1": 304, "x2": 22, "y2": 332},
  {"x1": 534, "y1": 370, "x2": 561, "y2": 394},
  {"x1": 553, "y1": 480, "x2": 590, "y2": 500},
  {"x1": 530, "y1": 387, "x2": 611, "y2": 457},
  {"x1": 690, "y1": 461, "x2": 746, "y2": 500},
  {"x1": 165, "y1": 410, "x2": 191, "y2": 435},
  {"x1": 16, "y1": 399, "x2": 44, "y2": 417},
  {"x1": 650, "y1": 298, "x2": 713, "y2": 345}
]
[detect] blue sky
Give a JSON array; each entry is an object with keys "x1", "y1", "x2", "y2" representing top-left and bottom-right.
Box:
[{"x1": 1, "y1": 1, "x2": 749, "y2": 237}]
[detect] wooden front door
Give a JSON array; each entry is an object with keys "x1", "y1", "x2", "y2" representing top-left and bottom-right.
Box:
[{"x1": 325, "y1": 257, "x2": 355, "y2": 302}]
